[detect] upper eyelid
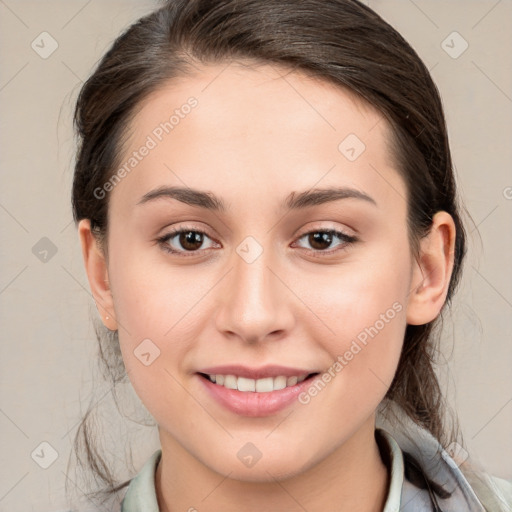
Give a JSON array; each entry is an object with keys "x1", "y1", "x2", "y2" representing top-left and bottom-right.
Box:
[
  {"x1": 161, "y1": 219, "x2": 355, "y2": 236},
  {"x1": 160, "y1": 224, "x2": 354, "y2": 240},
  {"x1": 159, "y1": 225, "x2": 356, "y2": 250}
]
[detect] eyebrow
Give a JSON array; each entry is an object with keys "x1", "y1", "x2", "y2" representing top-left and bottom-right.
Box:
[{"x1": 136, "y1": 185, "x2": 377, "y2": 211}]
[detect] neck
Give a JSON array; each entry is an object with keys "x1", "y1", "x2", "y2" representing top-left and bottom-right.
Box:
[
  {"x1": 156, "y1": 417, "x2": 389, "y2": 512},
  {"x1": 155, "y1": 416, "x2": 390, "y2": 512}
]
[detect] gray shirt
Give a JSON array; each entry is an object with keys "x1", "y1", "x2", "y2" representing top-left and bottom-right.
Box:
[{"x1": 120, "y1": 426, "x2": 512, "y2": 511}]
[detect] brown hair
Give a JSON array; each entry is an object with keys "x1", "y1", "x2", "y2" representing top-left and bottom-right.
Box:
[{"x1": 70, "y1": 0, "x2": 468, "y2": 506}]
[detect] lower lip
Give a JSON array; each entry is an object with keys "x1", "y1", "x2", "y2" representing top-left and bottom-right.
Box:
[{"x1": 197, "y1": 373, "x2": 319, "y2": 417}]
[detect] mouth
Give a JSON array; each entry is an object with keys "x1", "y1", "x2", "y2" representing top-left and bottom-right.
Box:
[
  {"x1": 197, "y1": 372, "x2": 320, "y2": 393},
  {"x1": 195, "y1": 364, "x2": 324, "y2": 416}
]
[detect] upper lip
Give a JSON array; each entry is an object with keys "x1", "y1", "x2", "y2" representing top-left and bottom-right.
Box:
[{"x1": 197, "y1": 365, "x2": 318, "y2": 380}]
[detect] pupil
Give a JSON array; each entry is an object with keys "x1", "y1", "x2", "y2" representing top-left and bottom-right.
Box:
[
  {"x1": 181, "y1": 231, "x2": 203, "y2": 250},
  {"x1": 310, "y1": 232, "x2": 332, "y2": 250}
]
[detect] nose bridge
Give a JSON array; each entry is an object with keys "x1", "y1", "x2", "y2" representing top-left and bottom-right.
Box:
[{"x1": 215, "y1": 235, "x2": 293, "y2": 343}]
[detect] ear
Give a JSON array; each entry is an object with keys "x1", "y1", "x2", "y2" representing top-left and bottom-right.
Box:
[
  {"x1": 78, "y1": 219, "x2": 118, "y2": 331},
  {"x1": 406, "y1": 211, "x2": 456, "y2": 325}
]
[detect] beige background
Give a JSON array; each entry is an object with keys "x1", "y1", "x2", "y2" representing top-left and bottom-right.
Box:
[{"x1": 0, "y1": 1, "x2": 511, "y2": 510}]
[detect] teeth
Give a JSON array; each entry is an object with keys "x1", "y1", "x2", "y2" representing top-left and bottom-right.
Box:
[
  {"x1": 256, "y1": 377, "x2": 273, "y2": 392},
  {"x1": 237, "y1": 376, "x2": 255, "y2": 392},
  {"x1": 287, "y1": 376, "x2": 298, "y2": 386},
  {"x1": 224, "y1": 375, "x2": 237, "y2": 390},
  {"x1": 207, "y1": 373, "x2": 310, "y2": 392},
  {"x1": 273, "y1": 376, "x2": 287, "y2": 390}
]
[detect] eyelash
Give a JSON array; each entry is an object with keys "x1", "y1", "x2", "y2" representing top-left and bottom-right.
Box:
[{"x1": 156, "y1": 225, "x2": 358, "y2": 258}]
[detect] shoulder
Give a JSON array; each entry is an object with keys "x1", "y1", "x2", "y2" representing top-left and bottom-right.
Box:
[
  {"x1": 460, "y1": 466, "x2": 512, "y2": 512},
  {"x1": 376, "y1": 403, "x2": 511, "y2": 511},
  {"x1": 120, "y1": 449, "x2": 162, "y2": 512}
]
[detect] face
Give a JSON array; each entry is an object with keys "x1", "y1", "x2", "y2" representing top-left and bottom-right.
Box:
[{"x1": 102, "y1": 62, "x2": 415, "y2": 480}]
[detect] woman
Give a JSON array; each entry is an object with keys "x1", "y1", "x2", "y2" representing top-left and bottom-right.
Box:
[{"x1": 71, "y1": 0, "x2": 512, "y2": 510}]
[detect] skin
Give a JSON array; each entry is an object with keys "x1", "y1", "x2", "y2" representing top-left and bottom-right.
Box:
[{"x1": 79, "y1": 61, "x2": 455, "y2": 511}]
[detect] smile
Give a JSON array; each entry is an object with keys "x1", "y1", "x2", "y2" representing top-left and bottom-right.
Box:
[
  {"x1": 201, "y1": 373, "x2": 315, "y2": 392},
  {"x1": 197, "y1": 371, "x2": 321, "y2": 417}
]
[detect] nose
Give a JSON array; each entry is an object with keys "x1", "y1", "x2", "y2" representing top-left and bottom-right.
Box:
[{"x1": 214, "y1": 239, "x2": 295, "y2": 345}]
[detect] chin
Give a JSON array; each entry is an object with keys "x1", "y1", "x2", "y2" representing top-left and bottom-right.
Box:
[{"x1": 201, "y1": 447, "x2": 314, "y2": 483}]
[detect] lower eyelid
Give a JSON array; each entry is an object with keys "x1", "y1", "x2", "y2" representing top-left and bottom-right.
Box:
[
  {"x1": 158, "y1": 229, "x2": 216, "y2": 251},
  {"x1": 157, "y1": 228, "x2": 356, "y2": 255}
]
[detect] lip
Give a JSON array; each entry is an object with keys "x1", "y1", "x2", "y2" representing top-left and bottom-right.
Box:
[
  {"x1": 197, "y1": 364, "x2": 316, "y2": 380},
  {"x1": 196, "y1": 371, "x2": 320, "y2": 417}
]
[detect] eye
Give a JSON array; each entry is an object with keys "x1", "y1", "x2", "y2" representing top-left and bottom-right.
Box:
[
  {"x1": 292, "y1": 229, "x2": 358, "y2": 256},
  {"x1": 156, "y1": 226, "x2": 358, "y2": 258},
  {"x1": 156, "y1": 226, "x2": 218, "y2": 256}
]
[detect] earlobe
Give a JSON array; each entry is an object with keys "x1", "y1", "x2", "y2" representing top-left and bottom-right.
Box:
[
  {"x1": 406, "y1": 211, "x2": 456, "y2": 326},
  {"x1": 78, "y1": 219, "x2": 118, "y2": 331}
]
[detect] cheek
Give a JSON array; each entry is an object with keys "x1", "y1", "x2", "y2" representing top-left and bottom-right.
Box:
[
  {"x1": 296, "y1": 244, "x2": 410, "y2": 397},
  {"x1": 106, "y1": 247, "x2": 196, "y2": 404},
  {"x1": 298, "y1": 242, "x2": 410, "y2": 339},
  {"x1": 108, "y1": 242, "x2": 199, "y2": 343}
]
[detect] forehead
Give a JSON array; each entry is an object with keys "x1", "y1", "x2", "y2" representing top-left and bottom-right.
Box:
[{"x1": 109, "y1": 61, "x2": 403, "y2": 215}]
